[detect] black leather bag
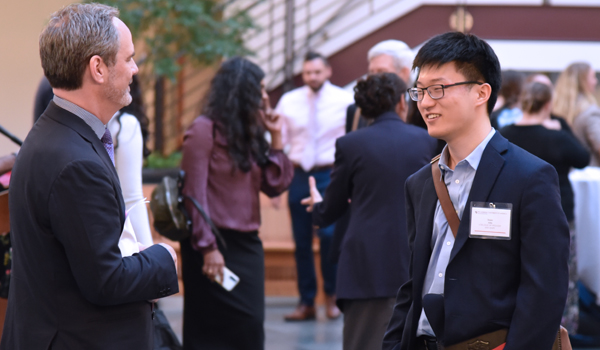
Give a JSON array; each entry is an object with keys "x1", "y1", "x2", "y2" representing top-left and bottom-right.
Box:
[
  {"x1": 150, "y1": 170, "x2": 225, "y2": 248},
  {"x1": 153, "y1": 304, "x2": 182, "y2": 350}
]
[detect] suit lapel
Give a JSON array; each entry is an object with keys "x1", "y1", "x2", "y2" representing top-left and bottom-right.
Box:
[
  {"x1": 45, "y1": 102, "x2": 120, "y2": 181},
  {"x1": 449, "y1": 133, "x2": 508, "y2": 262},
  {"x1": 414, "y1": 174, "x2": 438, "y2": 290}
]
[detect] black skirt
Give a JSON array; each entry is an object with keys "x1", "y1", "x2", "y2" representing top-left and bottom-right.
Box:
[{"x1": 180, "y1": 229, "x2": 265, "y2": 350}]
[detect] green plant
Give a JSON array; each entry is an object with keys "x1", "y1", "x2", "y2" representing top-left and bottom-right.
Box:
[
  {"x1": 90, "y1": 0, "x2": 256, "y2": 79},
  {"x1": 145, "y1": 151, "x2": 183, "y2": 169}
]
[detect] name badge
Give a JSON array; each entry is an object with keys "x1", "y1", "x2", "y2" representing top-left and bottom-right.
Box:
[{"x1": 469, "y1": 202, "x2": 512, "y2": 240}]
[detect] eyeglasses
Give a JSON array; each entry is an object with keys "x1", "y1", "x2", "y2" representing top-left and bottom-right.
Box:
[{"x1": 407, "y1": 81, "x2": 484, "y2": 101}]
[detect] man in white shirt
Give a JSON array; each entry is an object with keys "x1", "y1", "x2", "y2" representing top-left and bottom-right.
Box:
[{"x1": 276, "y1": 52, "x2": 353, "y2": 321}]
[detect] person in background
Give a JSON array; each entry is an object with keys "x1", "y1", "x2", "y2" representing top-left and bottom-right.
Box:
[
  {"x1": 33, "y1": 76, "x2": 54, "y2": 123},
  {"x1": 553, "y1": 62, "x2": 600, "y2": 166},
  {"x1": 0, "y1": 153, "x2": 16, "y2": 190},
  {"x1": 108, "y1": 75, "x2": 153, "y2": 247},
  {"x1": 302, "y1": 73, "x2": 436, "y2": 350},
  {"x1": 0, "y1": 154, "x2": 15, "y2": 178},
  {"x1": 345, "y1": 40, "x2": 414, "y2": 132},
  {"x1": 500, "y1": 82, "x2": 589, "y2": 334},
  {"x1": 276, "y1": 51, "x2": 353, "y2": 321},
  {"x1": 332, "y1": 40, "x2": 427, "y2": 264},
  {"x1": 527, "y1": 73, "x2": 574, "y2": 132},
  {"x1": 490, "y1": 70, "x2": 524, "y2": 129},
  {"x1": 180, "y1": 57, "x2": 293, "y2": 349}
]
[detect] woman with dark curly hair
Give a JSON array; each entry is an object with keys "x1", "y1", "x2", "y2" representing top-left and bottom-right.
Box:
[
  {"x1": 302, "y1": 73, "x2": 437, "y2": 350},
  {"x1": 180, "y1": 57, "x2": 294, "y2": 349}
]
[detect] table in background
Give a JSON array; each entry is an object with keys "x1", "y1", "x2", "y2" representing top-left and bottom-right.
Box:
[{"x1": 570, "y1": 167, "x2": 600, "y2": 305}]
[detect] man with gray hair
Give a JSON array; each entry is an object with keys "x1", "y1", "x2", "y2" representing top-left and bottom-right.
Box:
[
  {"x1": 346, "y1": 39, "x2": 414, "y2": 131},
  {"x1": 367, "y1": 40, "x2": 413, "y2": 82},
  {"x1": 2, "y1": 4, "x2": 179, "y2": 349}
]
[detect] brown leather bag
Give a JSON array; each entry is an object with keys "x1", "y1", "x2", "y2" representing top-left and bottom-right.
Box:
[{"x1": 552, "y1": 326, "x2": 572, "y2": 350}]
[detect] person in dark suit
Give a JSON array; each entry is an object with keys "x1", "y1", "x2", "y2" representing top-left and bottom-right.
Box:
[
  {"x1": 383, "y1": 32, "x2": 570, "y2": 350},
  {"x1": 2, "y1": 4, "x2": 179, "y2": 349},
  {"x1": 302, "y1": 73, "x2": 436, "y2": 350},
  {"x1": 333, "y1": 40, "x2": 428, "y2": 262}
]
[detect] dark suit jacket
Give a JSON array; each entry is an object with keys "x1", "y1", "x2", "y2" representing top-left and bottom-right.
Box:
[
  {"x1": 312, "y1": 111, "x2": 437, "y2": 302},
  {"x1": 2, "y1": 102, "x2": 179, "y2": 350},
  {"x1": 382, "y1": 132, "x2": 570, "y2": 350},
  {"x1": 328, "y1": 103, "x2": 369, "y2": 263}
]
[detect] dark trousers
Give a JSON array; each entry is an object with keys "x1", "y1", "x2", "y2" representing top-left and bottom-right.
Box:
[
  {"x1": 342, "y1": 297, "x2": 396, "y2": 350},
  {"x1": 288, "y1": 167, "x2": 337, "y2": 306}
]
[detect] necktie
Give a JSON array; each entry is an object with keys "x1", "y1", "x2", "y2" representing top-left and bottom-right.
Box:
[
  {"x1": 101, "y1": 128, "x2": 115, "y2": 166},
  {"x1": 300, "y1": 91, "x2": 319, "y2": 172}
]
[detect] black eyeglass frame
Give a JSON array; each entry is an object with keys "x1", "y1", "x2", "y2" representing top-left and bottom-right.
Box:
[{"x1": 407, "y1": 81, "x2": 484, "y2": 102}]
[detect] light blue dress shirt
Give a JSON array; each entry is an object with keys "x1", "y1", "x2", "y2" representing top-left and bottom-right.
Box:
[
  {"x1": 416, "y1": 128, "x2": 496, "y2": 337},
  {"x1": 496, "y1": 107, "x2": 523, "y2": 129}
]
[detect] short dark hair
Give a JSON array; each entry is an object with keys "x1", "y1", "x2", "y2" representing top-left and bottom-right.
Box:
[
  {"x1": 354, "y1": 73, "x2": 406, "y2": 119},
  {"x1": 521, "y1": 82, "x2": 552, "y2": 114},
  {"x1": 304, "y1": 51, "x2": 329, "y2": 66},
  {"x1": 413, "y1": 32, "x2": 501, "y2": 115}
]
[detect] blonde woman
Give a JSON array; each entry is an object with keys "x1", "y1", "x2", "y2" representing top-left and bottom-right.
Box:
[{"x1": 553, "y1": 62, "x2": 600, "y2": 165}]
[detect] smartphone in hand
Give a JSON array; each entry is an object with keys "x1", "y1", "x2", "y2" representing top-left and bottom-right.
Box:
[{"x1": 215, "y1": 266, "x2": 240, "y2": 292}]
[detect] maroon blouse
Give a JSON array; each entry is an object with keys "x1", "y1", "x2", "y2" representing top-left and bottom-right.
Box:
[{"x1": 180, "y1": 116, "x2": 294, "y2": 254}]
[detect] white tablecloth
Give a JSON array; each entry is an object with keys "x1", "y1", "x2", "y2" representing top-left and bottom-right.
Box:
[{"x1": 570, "y1": 167, "x2": 600, "y2": 305}]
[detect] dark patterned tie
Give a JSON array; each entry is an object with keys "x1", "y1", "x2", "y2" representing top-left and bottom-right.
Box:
[{"x1": 101, "y1": 128, "x2": 115, "y2": 166}]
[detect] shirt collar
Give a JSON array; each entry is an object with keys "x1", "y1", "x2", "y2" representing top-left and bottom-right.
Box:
[
  {"x1": 53, "y1": 95, "x2": 106, "y2": 139},
  {"x1": 306, "y1": 80, "x2": 330, "y2": 98},
  {"x1": 439, "y1": 128, "x2": 496, "y2": 172}
]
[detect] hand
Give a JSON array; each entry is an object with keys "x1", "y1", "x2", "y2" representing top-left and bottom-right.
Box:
[
  {"x1": 202, "y1": 249, "x2": 224, "y2": 282},
  {"x1": 260, "y1": 95, "x2": 283, "y2": 134},
  {"x1": 270, "y1": 196, "x2": 282, "y2": 210},
  {"x1": 300, "y1": 176, "x2": 323, "y2": 213},
  {"x1": 158, "y1": 243, "x2": 178, "y2": 273}
]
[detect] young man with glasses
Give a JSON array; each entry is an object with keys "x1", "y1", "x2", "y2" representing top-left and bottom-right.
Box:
[{"x1": 383, "y1": 32, "x2": 569, "y2": 350}]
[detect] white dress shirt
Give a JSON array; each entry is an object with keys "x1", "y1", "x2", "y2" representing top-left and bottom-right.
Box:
[
  {"x1": 276, "y1": 80, "x2": 354, "y2": 171},
  {"x1": 108, "y1": 112, "x2": 154, "y2": 249}
]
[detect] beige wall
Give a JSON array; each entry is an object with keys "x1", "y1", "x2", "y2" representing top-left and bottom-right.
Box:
[{"x1": 0, "y1": 0, "x2": 76, "y2": 154}]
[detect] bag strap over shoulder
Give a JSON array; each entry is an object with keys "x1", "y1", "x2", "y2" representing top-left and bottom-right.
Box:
[
  {"x1": 431, "y1": 155, "x2": 460, "y2": 238},
  {"x1": 177, "y1": 170, "x2": 227, "y2": 250},
  {"x1": 351, "y1": 107, "x2": 362, "y2": 132},
  {"x1": 182, "y1": 194, "x2": 227, "y2": 249}
]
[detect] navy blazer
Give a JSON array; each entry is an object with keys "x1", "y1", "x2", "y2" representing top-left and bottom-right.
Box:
[
  {"x1": 2, "y1": 102, "x2": 179, "y2": 350},
  {"x1": 382, "y1": 132, "x2": 570, "y2": 350},
  {"x1": 312, "y1": 111, "x2": 436, "y2": 302}
]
